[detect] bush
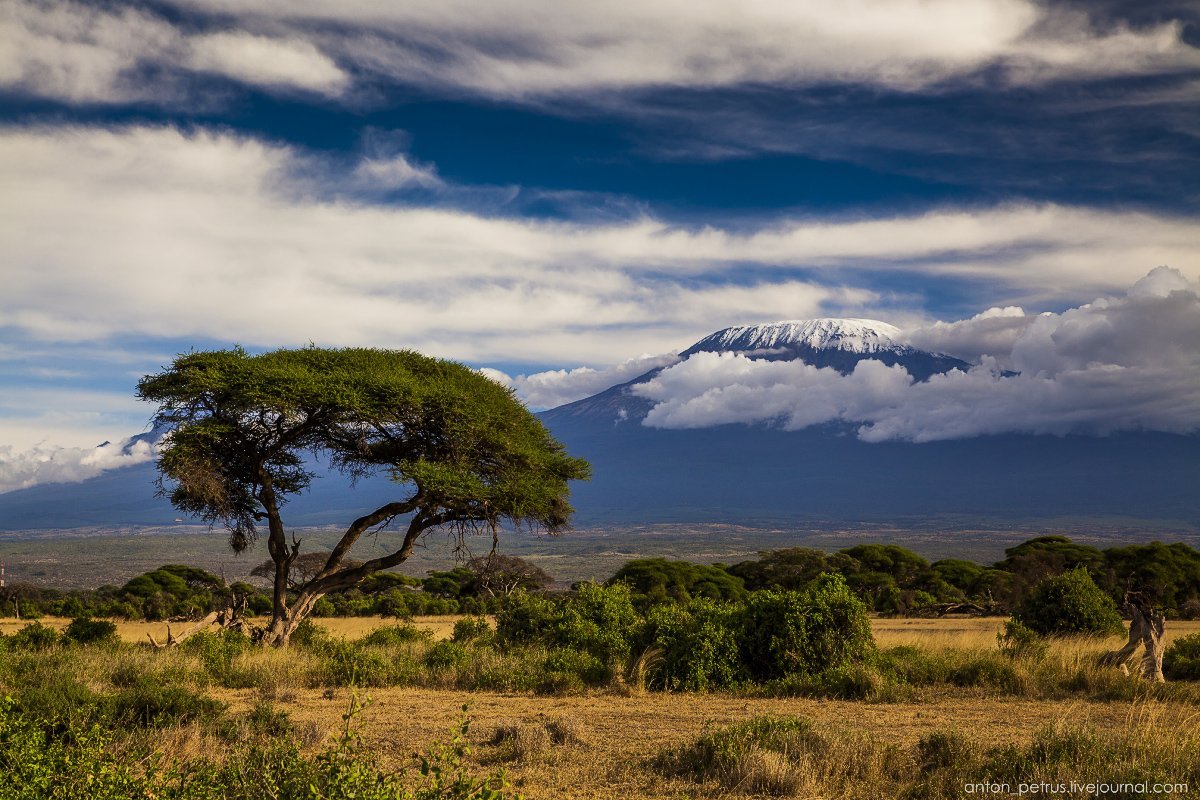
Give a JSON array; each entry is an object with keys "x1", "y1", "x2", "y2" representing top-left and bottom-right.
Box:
[
  {"x1": 110, "y1": 680, "x2": 225, "y2": 727},
  {"x1": 739, "y1": 574, "x2": 874, "y2": 680},
  {"x1": 540, "y1": 648, "x2": 607, "y2": 689},
  {"x1": 360, "y1": 623, "x2": 431, "y2": 647},
  {"x1": 494, "y1": 590, "x2": 559, "y2": 645},
  {"x1": 997, "y1": 618, "x2": 1049, "y2": 660},
  {"x1": 640, "y1": 599, "x2": 742, "y2": 691},
  {"x1": 1014, "y1": 567, "x2": 1125, "y2": 637},
  {"x1": 451, "y1": 617, "x2": 492, "y2": 644},
  {"x1": 1164, "y1": 633, "x2": 1200, "y2": 681},
  {"x1": 8, "y1": 621, "x2": 62, "y2": 651},
  {"x1": 181, "y1": 629, "x2": 255, "y2": 686},
  {"x1": 63, "y1": 617, "x2": 119, "y2": 647},
  {"x1": 425, "y1": 641, "x2": 470, "y2": 671}
]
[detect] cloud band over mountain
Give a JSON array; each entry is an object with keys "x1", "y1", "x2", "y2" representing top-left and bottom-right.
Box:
[{"x1": 629, "y1": 268, "x2": 1200, "y2": 441}]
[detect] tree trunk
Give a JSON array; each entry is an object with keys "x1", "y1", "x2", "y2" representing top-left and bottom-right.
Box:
[
  {"x1": 1139, "y1": 608, "x2": 1166, "y2": 682},
  {"x1": 262, "y1": 591, "x2": 325, "y2": 647},
  {"x1": 1103, "y1": 598, "x2": 1166, "y2": 682}
]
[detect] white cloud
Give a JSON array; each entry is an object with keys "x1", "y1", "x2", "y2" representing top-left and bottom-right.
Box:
[
  {"x1": 2, "y1": 125, "x2": 1198, "y2": 369},
  {"x1": 167, "y1": 0, "x2": 1200, "y2": 96},
  {"x1": 0, "y1": 435, "x2": 155, "y2": 494},
  {"x1": 353, "y1": 153, "x2": 442, "y2": 190},
  {"x1": 2, "y1": 0, "x2": 1196, "y2": 106},
  {"x1": 485, "y1": 353, "x2": 681, "y2": 409},
  {"x1": 634, "y1": 269, "x2": 1200, "y2": 441},
  {"x1": 186, "y1": 32, "x2": 347, "y2": 95},
  {"x1": 0, "y1": 0, "x2": 348, "y2": 103}
]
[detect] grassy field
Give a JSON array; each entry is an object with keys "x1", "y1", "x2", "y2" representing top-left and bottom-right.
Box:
[{"x1": 4, "y1": 614, "x2": 1198, "y2": 798}]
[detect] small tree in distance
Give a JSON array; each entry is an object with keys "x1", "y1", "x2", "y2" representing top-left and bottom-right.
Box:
[{"x1": 138, "y1": 346, "x2": 589, "y2": 646}]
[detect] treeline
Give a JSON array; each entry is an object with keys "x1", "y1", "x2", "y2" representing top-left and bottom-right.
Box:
[
  {"x1": 1, "y1": 535, "x2": 1198, "y2": 621},
  {"x1": 0, "y1": 554, "x2": 550, "y2": 621},
  {"x1": 614, "y1": 536, "x2": 1200, "y2": 619}
]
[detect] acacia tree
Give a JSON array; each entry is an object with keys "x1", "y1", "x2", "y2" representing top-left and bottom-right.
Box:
[{"x1": 138, "y1": 347, "x2": 590, "y2": 646}]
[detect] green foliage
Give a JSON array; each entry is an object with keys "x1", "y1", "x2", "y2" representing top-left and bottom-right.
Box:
[
  {"x1": 180, "y1": 628, "x2": 256, "y2": 687},
  {"x1": 451, "y1": 617, "x2": 493, "y2": 644},
  {"x1": 0, "y1": 695, "x2": 518, "y2": 800},
  {"x1": 8, "y1": 622, "x2": 61, "y2": 651},
  {"x1": 1101, "y1": 542, "x2": 1200, "y2": 616},
  {"x1": 609, "y1": 558, "x2": 745, "y2": 607},
  {"x1": 360, "y1": 623, "x2": 433, "y2": 647},
  {"x1": 1014, "y1": 566, "x2": 1125, "y2": 637},
  {"x1": 64, "y1": 616, "x2": 119, "y2": 646},
  {"x1": 640, "y1": 599, "x2": 743, "y2": 691},
  {"x1": 108, "y1": 680, "x2": 225, "y2": 728},
  {"x1": 997, "y1": 618, "x2": 1049, "y2": 660},
  {"x1": 1164, "y1": 633, "x2": 1200, "y2": 681},
  {"x1": 425, "y1": 641, "x2": 470, "y2": 671},
  {"x1": 494, "y1": 590, "x2": 559, "y2": 645},
  {"x1": 554, "y1": 582, "x2": 640, "y2": 670},
  {"x1": 740, "y1": 574, "x2": 874, "y2": 680},
  {"x1": 727, "y1": 547, "x2": 840, "y2": 591},
  {"x1": 138, "y1": 346, "x2": 590, "y2": 549}
]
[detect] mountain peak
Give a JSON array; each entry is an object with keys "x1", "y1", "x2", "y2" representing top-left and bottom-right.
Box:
[{"x1": 683, "y1": 317, "x2": 904, "y2": 356}]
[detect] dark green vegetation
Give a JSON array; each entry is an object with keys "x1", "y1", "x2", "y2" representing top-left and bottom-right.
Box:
[
  {"x1": 0, "y1": 692, "x2": 514, "y2": 800},
  {"x1": 658, "y1": 713, "x2": 1200, "y2": 798},
  {"x1": 1014, "y1": 567, "x2": 1126, "y2": 637},
  {"x1": 5, "y1": 535, "x2": 1200, "y2": 627},
  {"x1": 138, "y1": 346, "x2": 589, "y2": 644}
]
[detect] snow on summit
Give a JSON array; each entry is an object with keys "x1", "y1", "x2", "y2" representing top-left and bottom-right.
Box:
[{"x1": 684, "y1": 318, "x2": 904, "y2": 355}]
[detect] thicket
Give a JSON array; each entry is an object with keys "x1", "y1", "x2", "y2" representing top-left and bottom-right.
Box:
[{"x1": 4, "y1": 535, "x2": 1198, "y2": 625}]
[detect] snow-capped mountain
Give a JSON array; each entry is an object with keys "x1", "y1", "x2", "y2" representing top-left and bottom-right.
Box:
[
  {"x1": 683, "y1": 318, "x2": 905, "y2": 355},
  {"x1": 541, "y1": 318, "x2": 969, "y2": 426}
]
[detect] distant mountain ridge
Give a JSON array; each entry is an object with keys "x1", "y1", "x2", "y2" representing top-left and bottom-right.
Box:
[{"x1": 0, "y1": 317, "x2": 1196, "y2": 529}]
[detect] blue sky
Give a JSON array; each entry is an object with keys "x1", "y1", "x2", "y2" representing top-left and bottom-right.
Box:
[{"x1": 1, "y1": 0, "x2": 1198, "y2": 487}]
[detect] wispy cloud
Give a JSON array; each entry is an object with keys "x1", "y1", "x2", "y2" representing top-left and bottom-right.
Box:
[
  {"x1": 2, "y1": 125, "x2": 1197, "y2": 366},
  {"x1": 2, "y1": 0, "x2": 1196, "y2": 107}
]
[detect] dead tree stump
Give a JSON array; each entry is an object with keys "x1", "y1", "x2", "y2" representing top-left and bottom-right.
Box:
[{"x1": 1101, "y1": 594, "x2": 1166, "y2": 682}]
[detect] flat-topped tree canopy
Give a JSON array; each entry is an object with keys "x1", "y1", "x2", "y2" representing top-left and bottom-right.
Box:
[{"x1": 137, "y1": 346, "x2": 590, "y2": 645}]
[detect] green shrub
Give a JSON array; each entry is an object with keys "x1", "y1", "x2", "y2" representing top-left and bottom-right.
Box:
[
  {"x1": 63, "y1": 617, "x2": 119, "y2": 647},
  {"x1": 289, "y1": 618, "x2": 331, "y2": 649},
  {"x1": 451, "y1": 617, "x2": 492, "y2": 644},
  {"x1": 494, "y1": 590, "x2": 559, "y2": 645},
  {"x1": 181, "y1": 628, "x2": 255, "y2": 686},
  {"x1": 425, "y1": 640, "x2": 470, "y2": 671},
  {"x1": 1014, "y1": 567, "x2": 1125, "y2": 637},
  {"x1": 1164, "y1": 632, "x2": 1200, "y2": 681},
  {"x1": 360, "y1": 623, "x2": 432, "y2": 647},
  {"x1": 9, "y1": 622, "x2": 61, "y2": 651},
  {"x1": 541, "y1": 648, "x2": 607, "y2": 686},
  {"x1": 641, "y1": 599, "x2": 742, "y2": 691},
  {"x1": 554, "y1": 582, "x2": 641, "y2": 670},
  {"x1": 108, "y1": 679, "x2": 225, "y2": 727},
  {"x1": 997, "y1": 618, "x2": 1049, "y2": 660},
  {"x1": 740, "y1": 574, "x2": 874, "y2": 680}
]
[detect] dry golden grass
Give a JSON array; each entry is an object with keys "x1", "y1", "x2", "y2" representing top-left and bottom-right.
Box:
[
  {"x1": 0, "y1": 614, "x2": 466, "y2": 643},
  {"x1": 8, "y1": 614, "x2": 1196, "y2": 648},
  {"x1": 208, "y1": 686, "x2": 1197, "y2": 800},
  {"x1": 873, "y1": 616, "x2": 1200, "y2": 652}
]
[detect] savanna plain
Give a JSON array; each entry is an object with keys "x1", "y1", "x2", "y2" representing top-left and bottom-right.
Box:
[{"x1": 3, "y1": 613, "x2": 1199, "y2": 800}]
